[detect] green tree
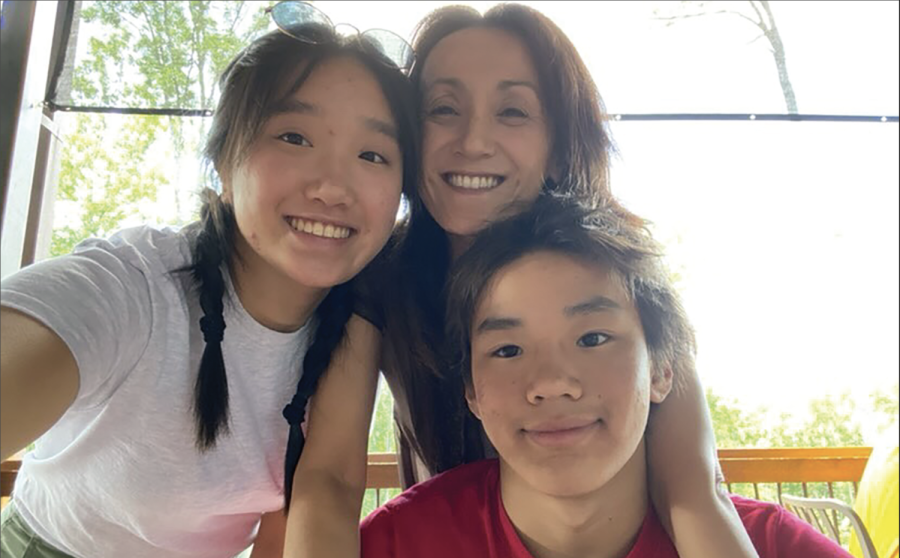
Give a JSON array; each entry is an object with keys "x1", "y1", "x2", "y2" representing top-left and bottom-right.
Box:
[
  {"x1": 53, "y1": 1, "x2": 270, "y2": 255},
  {"x1": 51, "y1": 113, "x2": 166, "y2": 256},
  {"x1": 768, "y1": 392, "x2": 864, "y2": 449},
  {"x1": 706, "y1": 388, "x2": 767, "y2": 448},
  {"x1": 871, "y1": 382, "x2": 899, "y2": 434}
]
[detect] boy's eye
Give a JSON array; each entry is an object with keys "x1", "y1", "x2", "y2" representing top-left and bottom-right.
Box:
[
  {"x1": 428, "y1": 105, "x2": 459, "y2": 117},
  {"x1": 278, "y1": 132, "x2": 311, "y2": 147},
  {"x1": 577, "y1": 332, "x2": 609, "y2": 348},
  {"x1": 498, "y1": 107, "x2": 528, "y2": 118},
  {"x1": 359, "y1": 151, "x2": 388, "y2": 165},
  {"x1": 491, "y1": 344, "x2": 522, "y2": 359}
]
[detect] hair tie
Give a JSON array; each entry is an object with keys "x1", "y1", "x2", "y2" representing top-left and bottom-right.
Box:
[
  {"x1": 200, "y1": 315, "x2": 226, "y2": 343},
  {"x1": 283, "y1": 399, "x2": 307, "y2": 425}
]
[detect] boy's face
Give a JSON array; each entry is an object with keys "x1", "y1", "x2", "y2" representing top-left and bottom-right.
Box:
[{"x1": 466, "y1": 251, "x2": 673, "y2": 497}]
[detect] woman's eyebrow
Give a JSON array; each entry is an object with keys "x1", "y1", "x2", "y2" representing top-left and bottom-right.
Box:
[
  {"x1": 425, "y1": 77, "x2": 464, "y2": 93},
  {"x1": 497, "y1": 79, "x2": 539, "y2": 96}
]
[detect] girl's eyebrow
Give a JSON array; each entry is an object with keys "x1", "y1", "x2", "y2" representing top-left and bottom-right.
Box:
[
  {"x1": 364, "y1": 117, "x2": 398, "y2": 142},
  {"x1": 271, "y1": 98, "x2": 397, "y2": 142},
  {"x1": 272, "y1": 98, "x2": 318, "y2": 116}
]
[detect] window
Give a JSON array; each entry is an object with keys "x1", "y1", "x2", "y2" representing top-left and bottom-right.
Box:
[{"x1": 7, "y1": 0, "x2": 898, "y2": 513}]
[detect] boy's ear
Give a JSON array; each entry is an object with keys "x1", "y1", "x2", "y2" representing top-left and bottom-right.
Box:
[
  {"x1": 650, "y1": 365, "x2": 674, "y2": 404},
  {"x1": 465, "y1": 384, "x2": 482, "y2": 420}
]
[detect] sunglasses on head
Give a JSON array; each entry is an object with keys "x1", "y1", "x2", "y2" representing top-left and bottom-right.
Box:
[{"x1": 265, "y1": 1, "x2": 415, "y2": 72}]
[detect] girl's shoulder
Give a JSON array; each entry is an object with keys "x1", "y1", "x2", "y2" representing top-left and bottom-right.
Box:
[{"x1": 71, "y1": 222, "x2": 200, "y2": 274}]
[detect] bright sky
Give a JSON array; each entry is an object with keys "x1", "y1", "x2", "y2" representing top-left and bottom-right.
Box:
[{"x1": 50, "y1": 1, "x2": 900, "y2": 442}]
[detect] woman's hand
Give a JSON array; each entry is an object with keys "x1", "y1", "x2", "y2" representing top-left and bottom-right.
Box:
[{"x1": 646, "y1": 366, "x2": 761, "y2": 558}]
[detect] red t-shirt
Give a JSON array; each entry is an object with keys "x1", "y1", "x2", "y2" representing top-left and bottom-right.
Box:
[{"x1": 361, "y1": 459, "x2": 852, "y2": 558}]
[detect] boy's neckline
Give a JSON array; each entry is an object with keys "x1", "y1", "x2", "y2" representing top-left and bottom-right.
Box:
[{"x1": 495, "y1": 443, "x2": 652, "y2": 558}]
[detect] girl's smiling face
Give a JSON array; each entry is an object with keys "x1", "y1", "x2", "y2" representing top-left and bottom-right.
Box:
[
  {"x1": 419, "y1": 27, "x2": 553, "y2": 239},
  {"x1": 225, "y1": 55, "x2": 403, "y2": 292}
]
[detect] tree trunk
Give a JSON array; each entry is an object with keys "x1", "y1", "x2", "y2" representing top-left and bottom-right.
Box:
[{"x1": 760, "y1": 1, "x2": 798, "y2": 114}]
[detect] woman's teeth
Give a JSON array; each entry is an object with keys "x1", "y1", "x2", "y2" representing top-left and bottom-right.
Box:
[
  {"x1": 446, "y1": 174, "x2": 501, "y2": 190},
  {"x1": 288, "y1": 218, "x2": 351, "y2": 239}
]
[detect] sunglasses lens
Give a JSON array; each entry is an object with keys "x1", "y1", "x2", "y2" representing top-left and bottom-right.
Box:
[
  {"x1": 362, "y1": 29, "x2": 416, "y2": 70},
  {"x1": 272, "y1": 1, "x2": 333, "y2": 42}
]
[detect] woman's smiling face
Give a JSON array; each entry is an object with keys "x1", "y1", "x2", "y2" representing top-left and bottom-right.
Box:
[{"x1": 419, "y1": 27, "x2": 553, "y2": 239}]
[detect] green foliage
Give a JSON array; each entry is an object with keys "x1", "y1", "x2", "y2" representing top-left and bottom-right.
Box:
[
  {"x1": 767, "y1": 393, "x2": 864, "y2": 448},
  {"x1": 871, "y1": 383, "x2": 899, "y2": 434},
  {"x1": 51, "y1": 113, "x2": 166, "y2": 257},
  {"x1": 53, "y1": 1, "x2": 270, "y2": 255},
  {"x1": 368, "y1": 378, "x2": 398, "y2": 454},
  {"x1": 705, "y1": 389, "x2": 766, "y2": 448}
]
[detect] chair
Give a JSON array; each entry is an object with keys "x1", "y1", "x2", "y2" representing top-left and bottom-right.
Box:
[{"x1": 782, "y1": 494, "x2": 879, "y2": 558}]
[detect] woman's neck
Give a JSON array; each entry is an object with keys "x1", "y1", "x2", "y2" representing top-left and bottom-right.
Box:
[
  {"x1": 449, "y1": 233, "x2": 475, "y2": 263},
  {"x1": 230, "y1": 237, "x2": 327, "y2": 333},
  {"x1": 500, "y1": 442, "x2": 650, "y2": 558}
]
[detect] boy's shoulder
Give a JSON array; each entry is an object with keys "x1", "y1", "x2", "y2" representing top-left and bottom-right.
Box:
[
  {"x1": 361, "y1": 459, "x2": 505, "y2": 557},
  {"x1": 364, "y1": 458, "x2": 499, "y2": 522}
]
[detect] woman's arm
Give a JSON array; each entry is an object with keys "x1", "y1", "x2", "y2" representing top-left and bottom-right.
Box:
[
  {"x1": 646, "y1": 366, "x2": 760, "y2": 558},
  {"x1": 0, "y1": 306, "x2": 79, "y2": 460},
  {"x1": 283, "y1": 314, "x2": 381, "y2": 558}
]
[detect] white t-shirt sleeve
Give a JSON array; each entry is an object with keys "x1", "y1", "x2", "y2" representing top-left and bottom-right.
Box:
[{"x1": 1, "y1": 237, "x2": 155, "y2": 409}]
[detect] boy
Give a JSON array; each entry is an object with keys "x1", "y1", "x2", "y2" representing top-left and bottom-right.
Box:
[{"x1": 360, "y1": 195, "x2": 851, "y2": 558}]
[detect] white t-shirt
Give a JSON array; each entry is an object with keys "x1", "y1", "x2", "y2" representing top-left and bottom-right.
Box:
[{"x1": 1, "y1": 224, "x2": 314, "y2": 558}]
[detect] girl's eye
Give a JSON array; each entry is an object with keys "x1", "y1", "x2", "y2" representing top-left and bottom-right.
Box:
[
  {"x1": 278, "y1": 132, "x2": 311, "y2": 147},
  {"x1": 499, "y1": 107, "x2": 528, "y2": 118},
  {"x1": 359, "y1": 151, "x2": 388, "y2": 165},
  {"x1": 577, "y1": 332, "x2": 609, "y2": 348},
  {"x1": 429, "y1": 105, "x2": 459, "y2": 117},
  {"x1": 491, "y1": 345, "x2": 523, "y2": 359}
]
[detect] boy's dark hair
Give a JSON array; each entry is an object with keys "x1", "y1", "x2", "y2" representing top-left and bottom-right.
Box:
[
  {"x1": 381, "y1": 1, "x2": 615, "y2": 479},
  {"x1": 179, "y1": 29, "x2": 418, "y2": 510},
  {"x1": 446, "y1": 194, "x2": 696, "y2": 394}
]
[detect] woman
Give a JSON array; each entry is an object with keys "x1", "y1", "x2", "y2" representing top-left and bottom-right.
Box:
[
  {"x1": 285, "y1": 4, "x2": 760, "y2": 558},
  {"x1": 0, "y1": 6, "x2": 418, "y2": 557}
]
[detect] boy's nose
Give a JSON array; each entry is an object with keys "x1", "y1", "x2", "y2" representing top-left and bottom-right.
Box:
[{"x1": 525, "y1": 366, "x2": 584, "y2": 404}]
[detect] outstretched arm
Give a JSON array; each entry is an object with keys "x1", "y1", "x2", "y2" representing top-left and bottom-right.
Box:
[
  {"x1": 647, "y1": 367, "x2": 761, "y2": 558},
  {"x1": 283, "y1": 315, "x2": 381, "y2": 558},
  {"x1": 1, "y1": 307, "x2": 79, "y2": 460}
]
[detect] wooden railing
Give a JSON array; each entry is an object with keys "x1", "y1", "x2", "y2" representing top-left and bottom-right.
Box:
[{"x1": 3, "y1": 447, "x2": 873, "y2": 511}]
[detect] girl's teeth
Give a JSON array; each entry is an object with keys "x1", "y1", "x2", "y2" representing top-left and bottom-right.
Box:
[{"x1": 289, "y1": 218, "x2": 351, "y2": 239}]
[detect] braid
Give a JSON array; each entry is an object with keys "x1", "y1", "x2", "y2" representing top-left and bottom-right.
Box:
[
  {"x1": 282, "y1": 282, "x2": 355, "y2": 512},
  {"x1": 190, "y1": 189, "x2": 236, "y2": 450}
]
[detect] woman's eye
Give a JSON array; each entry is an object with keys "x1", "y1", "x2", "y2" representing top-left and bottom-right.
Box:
[
  {"x1": 577, "y1": 332, "x2": 609, "y2": 348},
  {"x1": 429, "y1": 105, "x2": 459, "y2": 117},
  {"x1": 359, "y1": 151, "x2": 388, "y2": 165},
  {"x1": 278, "y1": 132, "x2": 311, "y2": 147},
  {"x1": 491, "y1": 345, "x2": 522, "y2": 359},
  {"x1": 499, "y1": 107, "x2": 528, "y2": 118}
]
